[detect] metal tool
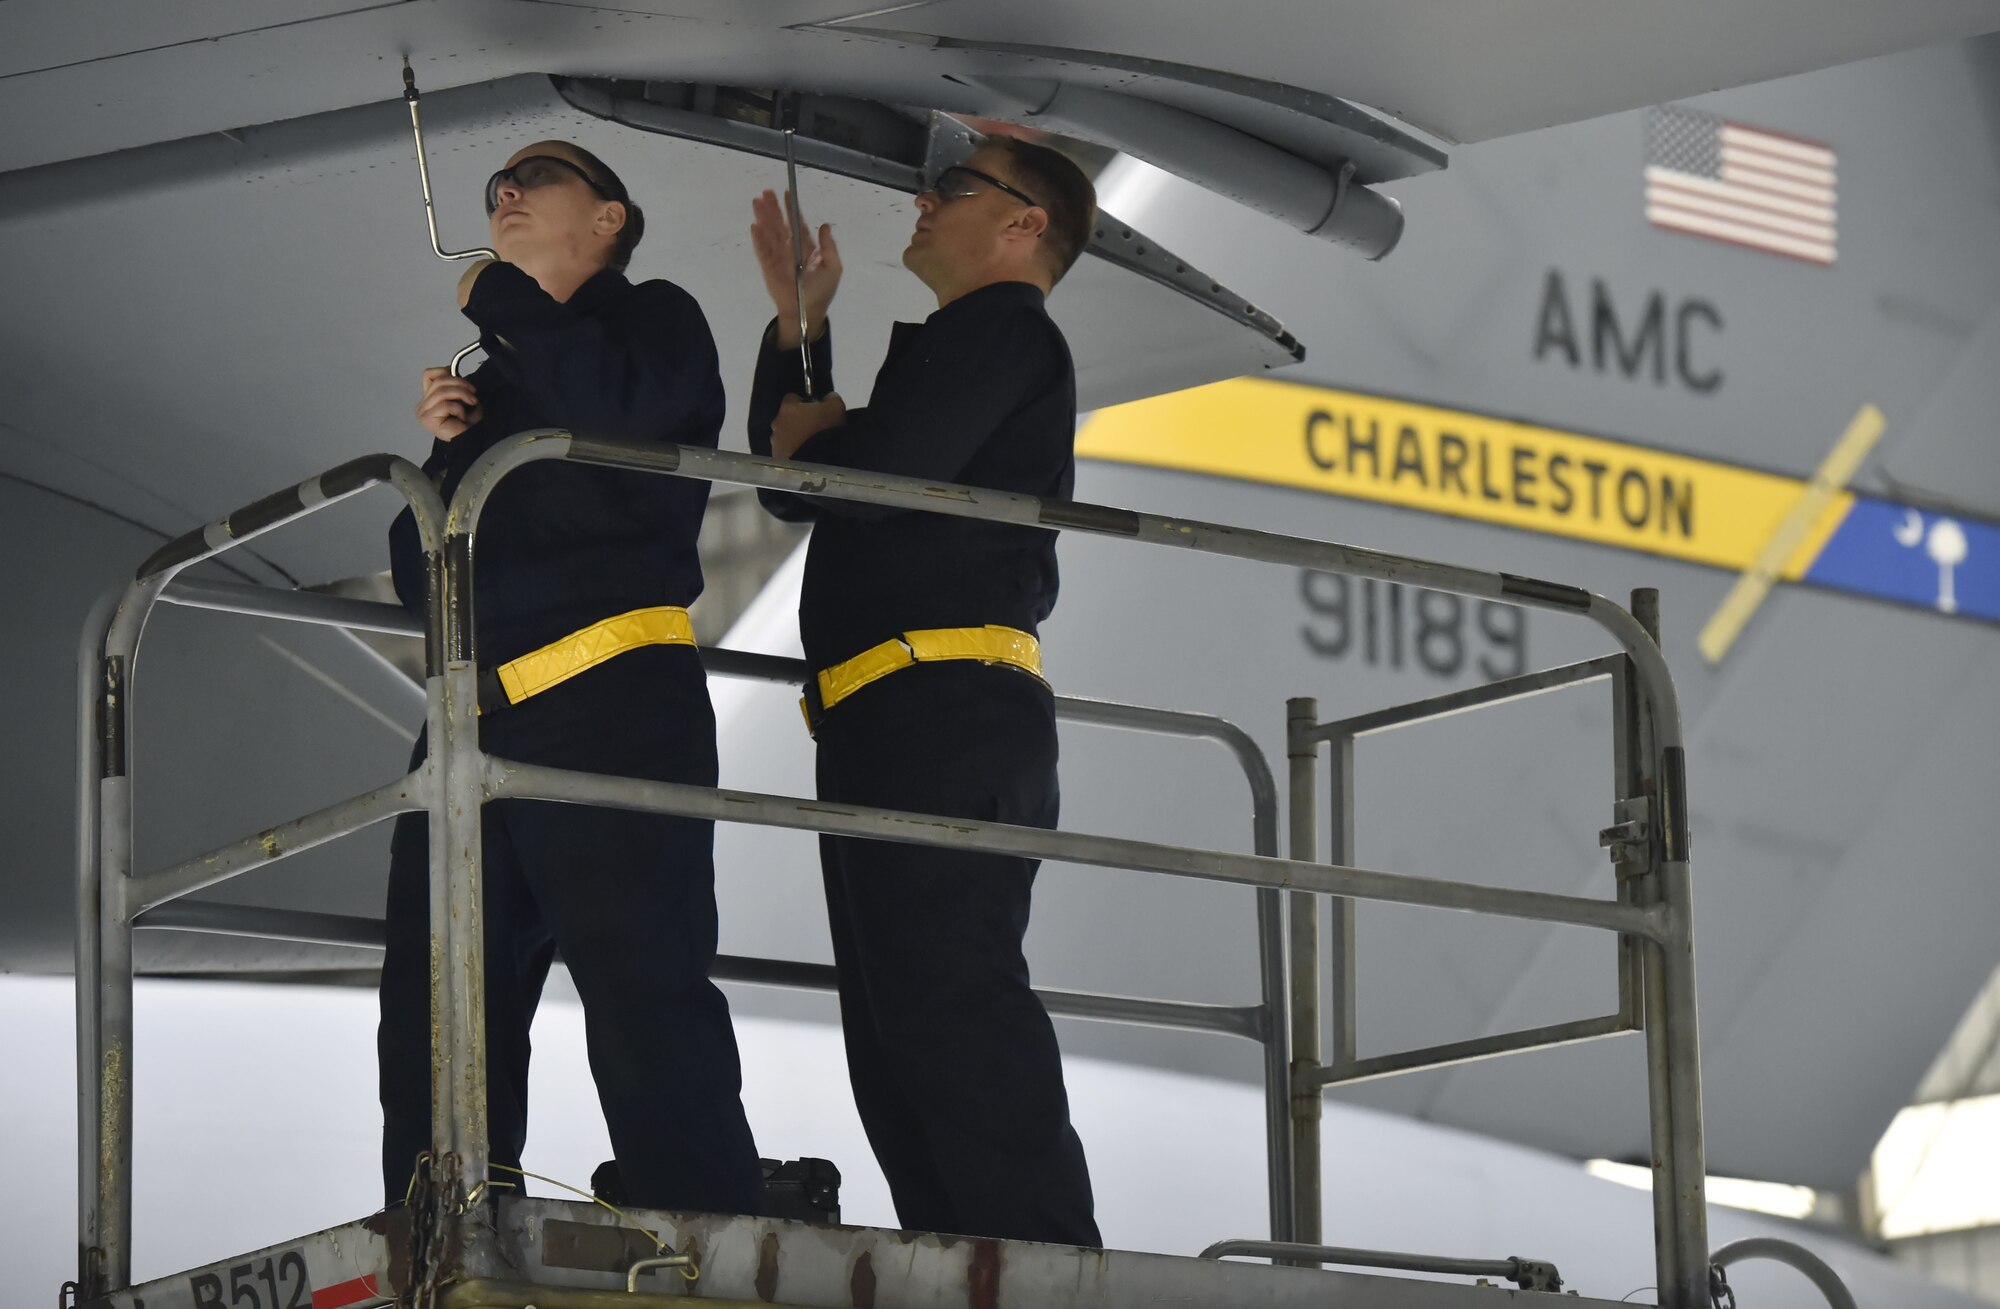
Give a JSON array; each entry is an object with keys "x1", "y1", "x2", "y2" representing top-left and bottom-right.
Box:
[
  {"x1": 781, "y1": 113, "x2": 816, "y2": 394},
  {"x1": 402, "y1": 60, "x2": 497, "y2": 378}
]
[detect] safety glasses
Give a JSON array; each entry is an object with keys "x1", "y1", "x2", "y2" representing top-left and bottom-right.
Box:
[
  {"x1": 921, "y1": 164, "x2": 1042, "y2": 212},
  {"x1": 483, "y1": 156, "x2": 625, "y2": 216}
]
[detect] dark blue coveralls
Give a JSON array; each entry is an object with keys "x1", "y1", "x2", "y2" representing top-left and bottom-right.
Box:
[
  {"x1": 747, "y1": 280, "x2": 1100, "y2": 1246},
  {"x1": 379, "y1": 263, "x2": 762, "y2": 1214}
]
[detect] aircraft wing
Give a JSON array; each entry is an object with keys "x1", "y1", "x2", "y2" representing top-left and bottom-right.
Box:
[{"x1": 4, "y1": 0, "x2": 1998, "y2": 174}]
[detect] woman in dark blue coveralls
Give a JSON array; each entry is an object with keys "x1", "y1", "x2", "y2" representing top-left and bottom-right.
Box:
[
  {"x1": 743, "y1": 139, "x2": 1101, "y2": 1246},
  {"x1": 378, "y1": 140, "x2": 762, "y2": 1214}
]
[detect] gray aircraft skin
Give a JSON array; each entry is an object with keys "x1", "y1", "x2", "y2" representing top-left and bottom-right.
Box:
[
  {"x1": 3, "y1": 0, "x2": 1998, "y2": 1253},
  {"x1": 1006, "y1": 33, "x2": 2000, "y2": 1194}
]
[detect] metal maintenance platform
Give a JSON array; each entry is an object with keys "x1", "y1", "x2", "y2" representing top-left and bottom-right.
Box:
[{"x1": 74, "y1": 436, "x2": 1748, "y2": 1307}]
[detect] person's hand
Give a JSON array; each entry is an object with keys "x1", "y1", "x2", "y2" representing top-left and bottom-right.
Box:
[
  {"x1": 770, "y1": 392, "x2": 846, "y2": 460},
  {"x1": 456, "y1": 258, "x2": 494, "y2": 309},
  {"x1": 750, "y1": 189, "x2": 841, "y2": 348},
  {"x1": 417, "y1": 367, "x2": 482, "y2": 442}
]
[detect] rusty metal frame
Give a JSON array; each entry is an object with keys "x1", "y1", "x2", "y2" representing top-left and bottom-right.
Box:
[{"x1": 86, "y1": 1193, "x2": 1647, "y2": 1309}]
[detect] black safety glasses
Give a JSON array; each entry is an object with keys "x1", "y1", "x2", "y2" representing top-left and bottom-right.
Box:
[
  {"x1": 483, "y1": 156, "x2": 625, "y2": 216},
  {"x1": 921, "y1": 164, "x2": 1042, "y2": 212}
]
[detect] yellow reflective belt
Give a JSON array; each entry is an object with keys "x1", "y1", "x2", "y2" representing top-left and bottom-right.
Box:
[
  {"x1": 803, "y1": 625, "x2": 1043, "y2": 728},
  {"x1": 494, "y1": 605, "x2": 695, "y2": 707}
]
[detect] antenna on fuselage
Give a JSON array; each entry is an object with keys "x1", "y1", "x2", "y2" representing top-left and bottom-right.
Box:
[{"x1": 402, "y1": 59, "x2": 494, "y2": 378}]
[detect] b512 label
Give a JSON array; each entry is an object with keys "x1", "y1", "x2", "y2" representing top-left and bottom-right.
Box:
[{"x1": 188, "y1": 1252, "x2": 310, "y2": 1309}]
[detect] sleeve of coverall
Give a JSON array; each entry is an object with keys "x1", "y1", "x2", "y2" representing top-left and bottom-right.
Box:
[
  {"x1": 786, "y1": 301, "x2": 1049, "y2": 521},
  {"x1": 462, "y1": 262, "x2": 719, "y2": 449},
  {"x1": 746, "y1": 317, "x2": 836, "y2": 523}
]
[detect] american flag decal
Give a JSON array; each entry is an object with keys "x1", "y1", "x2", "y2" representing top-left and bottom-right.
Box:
[{"x1": 1645, "y1": 106, "x2": 1836, "y2": 265}]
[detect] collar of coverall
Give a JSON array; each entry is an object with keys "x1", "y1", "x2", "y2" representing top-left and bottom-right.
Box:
[
  {"x1": 562, "y1": 264, "x2": 633, "y2": 313},
  {"x1": 935, "y1": 280, "x2": 1048, "y2": 315},
  {"x1": 478, "y1": 263, "x2": 632, "y2": 314}
]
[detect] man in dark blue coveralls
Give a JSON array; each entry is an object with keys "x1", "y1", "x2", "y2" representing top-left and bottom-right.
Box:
[
  {"x1": 745, "y1": 138, "x2": 1100, "y2": 1245},
  {"x1": 378, "y1": 140, "x2": 762, "y2": 1215}
]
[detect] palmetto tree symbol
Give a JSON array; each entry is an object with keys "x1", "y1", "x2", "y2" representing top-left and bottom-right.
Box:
[{"x1": 1893, "y1": 509, "x2": 1968, "y2": 614}]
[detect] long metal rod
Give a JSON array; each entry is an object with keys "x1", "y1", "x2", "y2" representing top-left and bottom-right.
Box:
[
  {"x1": 161, "y1": 577, "x2": 422, "y2": 635},
  {"x1": 1625, "y1": 592, "x2": 1681, "y2": 1306},
  {"x1": 96, "y1": 786, "x2": 136, "y2": 1295},
  {"x1": 402, "y1": 60, "x2": 497, "y2": 379},
  {"x1": 92, "y1": 579, "x2": 162, "y2": 1297},
  {"x1": 131, "y1": 901, "x2": 1266, "y2": 1041},
  {"x1": 1653, "y1": 863, "x2": 1708, "y2": 1308},
  {"x1": 1608, "y1": 652, "x2": 1645, "y2": 1030},
  {"x1": 781, "y1": 122, "x2": 816, "y2": 394},
  {"x1": 1307, "y1": 1012, "x2": 1633, "y2": 1088},
  {"x1": 1642, "y1": 806, "x2": 1683, "y2": 1300},
  {"x1": 1253, "y1": 884, "x2": 1294, "y2": 1244},
  {"x1": 1199, "y1": 1239, "x2": 1537, "y2": 1283},
  {"x1": 1623, "y1": 601, "x2": 1658, "y2": 1062},
  {"x1": 1624, "y1": 591, "x2": 1710, "y2": 1309},
  {"x1": 430, "y1": 664, "x2": 492, "y2": 1226},
  {"x1": 137, "y1": 902, "x2": 389, "y2": 948},
  {"x1": 73, "y1": 590, "x2": 118, "y2": 1298},
  {"x1": 1284, "y1": 698, "x2": 1322, "y2": 1248},
  {"x1": 980, "y1": 981, "x2": 1260, "y2": 1037},
  {"x1": 1324, "y1": 732, "x2": 1358, "y2": 1072},
  {"x1": 129, "y1": 771, "x2": 427, "y2": 911},
  {"x1": 486, "y1": 757, "x2": 1664, "y2": 941},
  {"x1": 699, "y1": 646, "x2": 809, "y2": 684},
  {"x1": 402, "y1": 62, "x2": 498, "y2": 265},
  {"x1": 1310, "y1": 655, "x2": 1627, "y2": 742}
]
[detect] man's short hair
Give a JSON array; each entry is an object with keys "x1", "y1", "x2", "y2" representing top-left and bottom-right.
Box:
[
  {"x1": 987, "y1": 137, "x2": 1096, "y2": 283},
  {"x1": 565, "y1": 144, "x2": 645, "y2": 272}
]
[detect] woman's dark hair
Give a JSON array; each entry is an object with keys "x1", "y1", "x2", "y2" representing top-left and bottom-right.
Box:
[
  {"x1": 566, "y1": 144, "x2": 645, "y2": 271},
  {"x1": 987, "y1": 137, "x2": 1096, "y2": 282}
]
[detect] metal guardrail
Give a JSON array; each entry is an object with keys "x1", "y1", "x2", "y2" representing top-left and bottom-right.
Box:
[{"x1": 76, "y1": 431, "x2": 1711, "y2": 1307}]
